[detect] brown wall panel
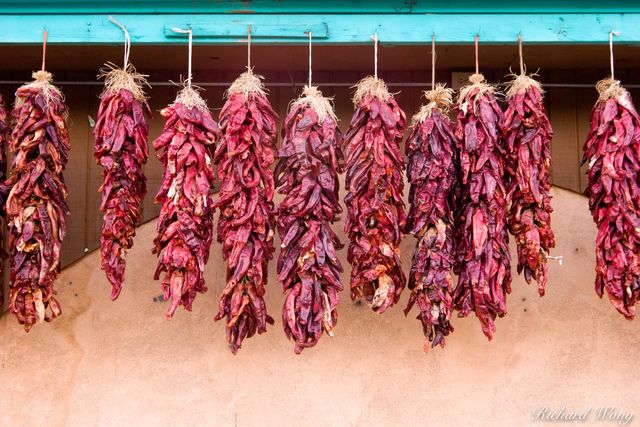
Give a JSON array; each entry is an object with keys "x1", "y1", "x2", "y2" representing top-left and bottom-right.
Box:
[
  {"x1": 84, "y1": 86, "x2": 103, "y2": 254},
  {"x1": 140, "y1": 86, "x2": 174, "y2": 224},
  {"x1": 548, "y1": 71, "x2": 580, "y2": 192},
  {"x1": 576, "y1": 88, "x2": 595, "y2": 194},
  {"x1": 60, "y1": 86, "x2": 91, "y2": 267},
  {"x1": 573, "y1": 69, "x2": 602, "y2": 194}
]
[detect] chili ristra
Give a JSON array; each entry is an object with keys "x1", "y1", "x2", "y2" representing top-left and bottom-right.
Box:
[
  {"x1": 453, "y1": 74, "x2": 511, "y2": 339},
  {"x1": 404, "y1": 86, "x2": 458, "y2": 351},
  {"x1": 582, "y1": 78, "x2": 640, "y2": 318},
  {"x1": 0, "y1": 95, "x2": 8, "y2": 307},
  {"x1": 152, "y1": 87, "x2": 220, "y2": 318},
  {"x1": 276, "y1": 86, "x2": 344, "y2": 353},
  {"x1": 94, "y1": 64, "x2": 151, "y2": 299},
  {"x1": 502, "y1": 73, "x2": 555, "y2": 296},
  {"x1": 213, "y1": 71, "x2": 278, "y2": 353},
  {"x1": 5, "y1": 71, "x2": 70, "y2": 330},
  {"x1": 343, "y1": 76, "x2": 407, "y2": 312}
]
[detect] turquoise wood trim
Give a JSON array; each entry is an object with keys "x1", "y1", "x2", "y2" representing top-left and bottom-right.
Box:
[
  {"x1": 1, "y1": 0, "x2": 639, "y2": 14},
  {"x1": 0, "y1": 1, "x2": 413, "y2": 14},
  {"x1": 0, "y1": 13, "x2": 638, "y2": 45}
]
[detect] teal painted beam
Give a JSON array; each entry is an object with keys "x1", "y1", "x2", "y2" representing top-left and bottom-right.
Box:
[
  {"x1": 0, "y1": 1, "x2": 413, "y2": 14},
  {"x1": 0, "y1": 14, "x2": 639, "y2": 45},
  {"x1": 411, "y1": 0, "x2": 640, "y2": 14},
  {"x1": 1, "y1": 0, "x2": 639, "y2": 14}
]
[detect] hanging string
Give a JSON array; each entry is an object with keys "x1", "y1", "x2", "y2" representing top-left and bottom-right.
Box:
[
  {"x1": 307, "y1": 31, "x2": 312, "y2": 87},
  {"x1": 518, "y1": 33, "x2": 524, "y2": 75},
  {"x1": 172, "y1": 27, "x2": 193, "y2": 88},
  {"x1": 41, "y1": 29, "x2": 48, "y2": 72},
  {"x1": 187, "y1": 29, "x2": 192, "y2": 87},
  {"x1": 247, "y1": 25, "x2": 252, "y2": 70},
  {"x1": 431, "y1": 33, "x2": 436, "y2": 89},
  {"x1": 474, "y1": 34, "x2": 479, "y2": 75},
  {"x1": 609, "y1": 30, "x2": 620, "y2": 80},
  {"x1": 372, "y1": 32, "x2": 378, "y2": 79},
  {"x1": 108, "y1": 16, "x2": 131, "y2": 69}
]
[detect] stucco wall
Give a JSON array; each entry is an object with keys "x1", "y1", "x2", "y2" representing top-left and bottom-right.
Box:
[{"x1": 1, "y1": 187, "x2": 638, "y2": 426}]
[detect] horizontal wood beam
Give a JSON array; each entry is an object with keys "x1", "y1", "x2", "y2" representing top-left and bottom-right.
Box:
[{"x1": 0, "y1": 14, "x2": 638, "y2": 45}]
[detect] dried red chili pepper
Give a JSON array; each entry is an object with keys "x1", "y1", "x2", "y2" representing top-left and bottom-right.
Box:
[
  {"x1": 502, "y1": 73, "x2": 555, "y2": 296},
  {"x1": 404, "y1": 86, "x2": 458, "y2": 351},
  {"x1": 453, "y1": 74, "x2": 511, "y2": 339},
  {"x1": 275, "y1": 86, "x2": 344, "y2": 353},
  {"x1": 343, "y1": 76, "x2": 406, "y2": 312},
  {"x1": 0, "y1": 93, "x2": 7, "y2": 156},
  {"x1": 213, "y1": 71, "x2": 278, "y2": 353},
  {"x1": 582, "y1": 78, "x2": 640, "y2": 318},
  {"x1": 0, "y1": 95, "x2": 10, "y2": 306},
  {"x1": 94, "y1": 64, "x2": 151, "y2": 299},
  {"x1": 0, "y1": 94, "x2": 8, "y2": 306},
  {"x1": 152, "y1": 87, "x2": 220, "y2": 318},
  {"x1": 5, "y1": 71, "x2": 70, "y2": 330}
]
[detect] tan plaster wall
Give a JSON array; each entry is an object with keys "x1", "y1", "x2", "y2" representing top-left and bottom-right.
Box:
[{"x1": 1, "y1": 187, "x2": 638, "y2": 426}]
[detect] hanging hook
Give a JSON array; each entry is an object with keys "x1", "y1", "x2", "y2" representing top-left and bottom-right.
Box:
[
  {"x1": 41, "y1": 29, "x2": 48, "y2": 72},
  {"x1": 371, "y1": 32, "x2": 379, "y2": 79},
  {"x1": 609, "y1": 30, "x2": 620, "y2": 81},
  {"x1": 247, "y1": 25, "x2": 252, "y2": 71},
  {"x1": 474, "y1": 33, "x2": 479, "y2": 75},
  {"x1": 108, "y1": 16, "x2": 131, "y2": 69},
  {"x1": 172, "y1": 27, "x2": 193, "y2": 88},
  {"x1": 306, "y1": 31, "x2": 312, "y2": 87},
  {"x1": 518, "y1": 32, "x2": 524, "y2": 75}
]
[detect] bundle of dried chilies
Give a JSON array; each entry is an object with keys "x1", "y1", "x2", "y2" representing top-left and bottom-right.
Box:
[
  {"x1": 344, "y1": 76, "x2": 407, "y2": 312},
  {"x1": 152, "y1": 86, "x2": 220, "y2": 317},
  {"x1": 213, "y1": 70, "x2": 278, "y2": 353},
  {"x1": 582, "y1": 78, "x2": 640, "y2": 318},
  {"x1": 453, "y1": 73, "x2": 511, "y2": 339},
  {"x1": 404, "y1": 86, "x2": 458, "y2": 350},
  {"x1": 0, "y1": 95, "x2": 8, "y2": 306},
  {"x1": 502, "y1": 71, "x2": 555, "y2": 295},
  {"x1": 276, "y1": 86, "x2": 344, "y2": 353},
  {"x1": 94, "y1": 63, "x2": 151, "y2": 299},
  {"x1": 5, "y1": 70, "x2": 70, "y2": 330}
]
